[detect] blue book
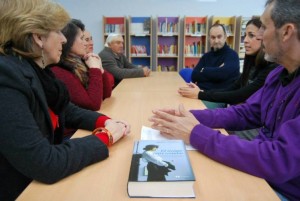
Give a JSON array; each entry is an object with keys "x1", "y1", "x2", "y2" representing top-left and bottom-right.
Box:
[{"x1": 127, "y1": 140, "x2": 195, "y2": 198}]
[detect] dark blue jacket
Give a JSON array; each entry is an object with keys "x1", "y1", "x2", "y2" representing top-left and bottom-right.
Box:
[{"x1": 191, "y1": 43, "x2": 240, "y2": 90}]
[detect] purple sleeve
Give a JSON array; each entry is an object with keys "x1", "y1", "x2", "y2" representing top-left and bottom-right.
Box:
[
  {"x1": 190, "y1": 88, "x2": 263, "y2": 131},
  {"x1": 189, "y1": 117, "x2": 300, "y2": 184}
]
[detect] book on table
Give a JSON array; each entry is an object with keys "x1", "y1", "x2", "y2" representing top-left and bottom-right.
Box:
[{"x1": 127, "y1": 140, "x2": 195, "y2": 198}]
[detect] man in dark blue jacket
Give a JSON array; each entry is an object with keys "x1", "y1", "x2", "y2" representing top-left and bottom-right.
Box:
[
  {"x1": 189, "y1": 24, "x2": 240, "y2": 108},
  {"x1": 192, "y1": 24, "x2": 240, "y2": 91}
]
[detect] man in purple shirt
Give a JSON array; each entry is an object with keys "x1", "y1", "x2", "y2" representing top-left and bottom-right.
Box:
[{"x1": 149, "y1": 0, "x2": 300, "y2": 200}]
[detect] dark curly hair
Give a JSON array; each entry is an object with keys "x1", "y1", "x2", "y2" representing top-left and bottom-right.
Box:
[{"x1": 60, "y1": 19, "x2": 85, "y2": 60}]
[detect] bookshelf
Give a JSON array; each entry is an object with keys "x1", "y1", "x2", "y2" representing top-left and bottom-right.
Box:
[
  {"x1": 128, "y1": 16, "x2": 152, "y2": 69},
  {"x1": 210, "y1": 16, "x2": 237, "y2": 52},
  {"x1": 183, "y1": 16, "x2": 208, "y2": 69},
  {"x1": 156, "y1": 16, "x2": 180, "y2": 72},
  {"x1": 103, "y1": 16, "x2": 127, "y2": 55}
]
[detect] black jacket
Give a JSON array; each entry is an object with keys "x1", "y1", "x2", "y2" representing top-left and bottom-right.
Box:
[
  {"x1": 198, "y1": 63, "x2": 278, "y2": 104},
  {"x1": 0, "y1": 55, "x2": 108, "y2": 200}
]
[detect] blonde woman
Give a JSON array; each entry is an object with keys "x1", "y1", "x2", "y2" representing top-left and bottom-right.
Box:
[{"x1": 0, "y1": 1, "x2": 129, "y2": 200}]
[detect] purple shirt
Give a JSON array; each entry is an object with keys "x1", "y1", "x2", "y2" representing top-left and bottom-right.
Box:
[{"x1": 190, "y1": 66, "x2": 300, "y2": 200}]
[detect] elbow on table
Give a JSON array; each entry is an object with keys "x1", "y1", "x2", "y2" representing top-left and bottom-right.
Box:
[{"x1": 33, "y1": 172, "x2": 66, "y2": 184}]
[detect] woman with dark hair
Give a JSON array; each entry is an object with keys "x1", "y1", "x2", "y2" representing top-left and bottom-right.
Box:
[
  {"x1": 51, "y1": 19, "x2": 113, "y2": 111},
  {"x1": 178, "y1": 18, "x2": 277, "y2": 107}
]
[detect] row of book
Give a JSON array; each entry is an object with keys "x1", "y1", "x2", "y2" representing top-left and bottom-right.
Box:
[
  {"x1": 224, "y1": 24, "x2": 234, "y2": 36},
  {"x1": 185, "y1": 23, "x2": 207, "y2": 35},
  {"x1": 130, "y1": 45, "x2": 147, "y2": 56},
  {"x1": 105, "y1": 22, "x2": 233, "y2": 36},
  {"x1": 104, "y1": 24, "x2": 125, "y2": 34},
  {"x1": 184, "y1": 41, "x2": 205, "y2": 56},
  {"x1": 157, "y1": 44, "x2": 178, "y2": 55},
  {"x1": 158, "y1": 21, "x2": 178, "y2": 33},
  {"x1": 156, "y1": 65, "x2": 176, "y2": 72}
]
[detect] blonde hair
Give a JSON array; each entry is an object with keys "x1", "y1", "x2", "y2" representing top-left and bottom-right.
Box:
[{"x1": 0, "y1": 0, "x2": 70, "y2": 58}]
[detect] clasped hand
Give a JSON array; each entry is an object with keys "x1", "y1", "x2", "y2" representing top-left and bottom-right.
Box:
[
  {"x1": 104, "y1": 119, "x2": 131, "y2": 144},
  {"x1": 148, "y1": 104, "x2": 199, "y2": 145},
  {"x1": 178, "y1": 83, "x2": 202, "y2": 99},
  {"x1": 83, "y1": 53, "x2": 104, "y2": 73}
]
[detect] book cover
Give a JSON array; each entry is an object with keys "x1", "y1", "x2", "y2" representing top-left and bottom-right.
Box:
[{"x1": 127, "y1": 140, "x2": 195, "y2": 198}]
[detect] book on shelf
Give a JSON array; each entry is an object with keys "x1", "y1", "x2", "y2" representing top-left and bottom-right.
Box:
[
  {"x1": 127, "y1": 139, "x2": 195, "y2": 198},
  {"x1": 131, "y1": 45, "x2": 147, "y2": 56},
  {"x1": 105, "y1": 24, "x2": 124, "y2": 34},
  {"x1": 186, "y1": 22, "x2": 206, "y2": 35},
  {"x1": 143, "y1": 18, "x2": 151, "y2": 34},
  {"x1": 224, "y1": 24, "x2": 233, "y2": 36},
  {"x1": 157, "y1": 65, "x2": 161, "y2": 72},
  {"x1": 156, "y1": 65, "x2": 176, "y2": 71},
  {"x1": 158, "y1": 18, "x2": 178, "y2": 34},
  {"x1": 184, "y1": 41, "x2": 202, "y2": 56},
  {"x1": 157, "y1": 44, "x2": 177, "y2": 56},
  {"x1": 130, "y1": 19, "x2": 150, "y2": 35},
  {"x1": 130, "y1": 23, "x2": 144, "y2": 35}
]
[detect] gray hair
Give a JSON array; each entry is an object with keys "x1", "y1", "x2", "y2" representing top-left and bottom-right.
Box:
[
  {"x1": 265, "y1": 0, "x2": 300, "y2": 40},
  {"x1": 104, "y1": 33, "x2": 122, "y2": 47}
]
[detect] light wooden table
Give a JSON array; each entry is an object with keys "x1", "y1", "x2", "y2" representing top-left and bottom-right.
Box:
[{"x1": 18, "y1": 72, "x2": 279, "y2": 201}]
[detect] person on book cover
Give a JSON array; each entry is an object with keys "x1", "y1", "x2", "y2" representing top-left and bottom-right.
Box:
[
  {"x1": 142, "y1": 145, "x2": 175, "y2": 181},
  {"x1": 150, "y1": 1, "x2": 300, "y2": 200},
  {"x1": 0, "y1": 2, "x2": 130, "y2": 200},
  {"x1": 179, "y1": 23, "x2": 240, "y2": 109},
  {"x1": 99, "y1": 33, "x2": 151, "y2": 87}
]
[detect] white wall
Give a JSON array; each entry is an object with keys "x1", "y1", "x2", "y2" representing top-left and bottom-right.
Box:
[{"x1": 54, "y1": 0, "x2": 265, "y2": 53}]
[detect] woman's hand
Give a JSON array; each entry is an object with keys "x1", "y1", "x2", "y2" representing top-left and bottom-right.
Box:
[
  {"x1": 178, "y1": 83, "x2": 202, "y2": 99},
  {"x1": 149, "y1": 104, "x2": 199, "y2": 145},
  {"x1": 104, "y1": 119, "x2": 130, "y2": 144},
  {"x1": 83, "y1": 53, "x2": 104, "y2": 73}
]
